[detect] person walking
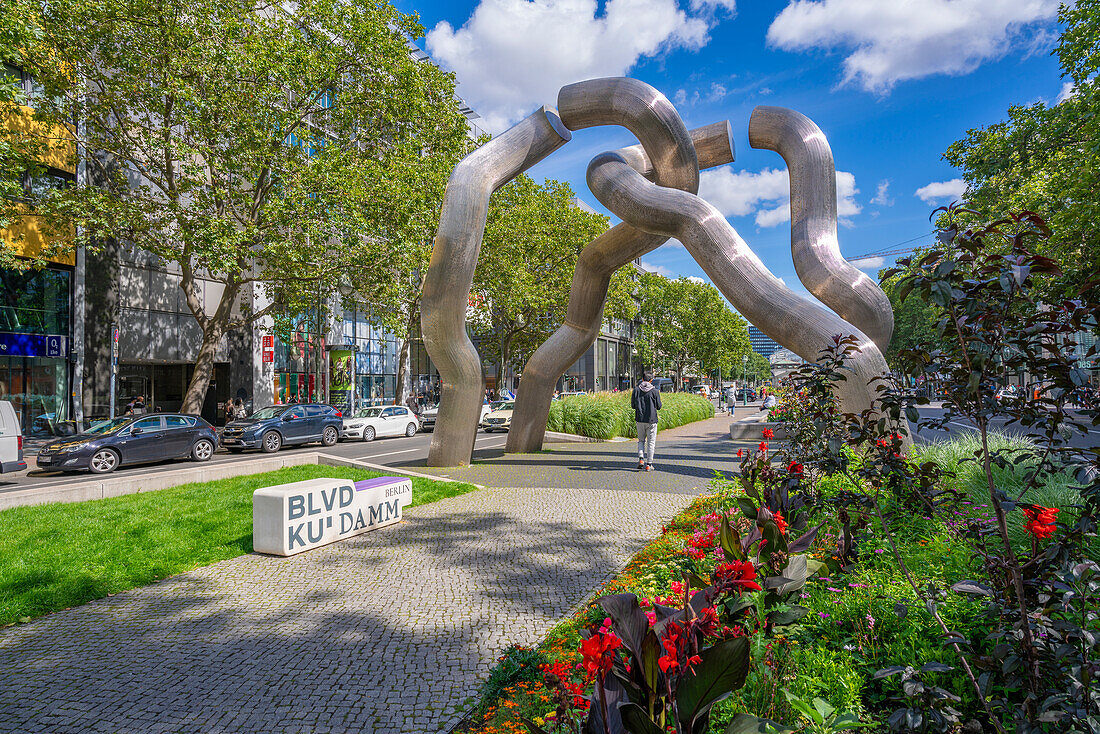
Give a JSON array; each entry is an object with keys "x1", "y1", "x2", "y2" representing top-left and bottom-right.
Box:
[
  {"x1": 233, "y1": 397, "x2": 247, "y2": 420},
  {"x1": 632, "y1": 369, "x2": 662, "y2": 472}
]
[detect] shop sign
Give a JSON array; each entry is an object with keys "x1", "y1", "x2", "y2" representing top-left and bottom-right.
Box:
[
  {"x1": 262, "y1": 350, "x2": 274, "y2": 363},
  {"x1": 0, "y1": 332, "x2": 68, "y2": 358}
]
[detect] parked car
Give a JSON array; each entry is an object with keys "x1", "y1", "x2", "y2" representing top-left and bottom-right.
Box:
[
  {"x1": 35, "y1": 413, "x2": 217, "y2": 474},
  {"x1": 692, "y1": 385, "x2": 715, "y2": 398},
  {"x1": 220, "y1": 403, "x2": 342, "y2": 453},
  {"x1": 420, "y1": 402, "x2": 493, "y2": 432},
  {"x1": 0, "y1": 400, "x2": 27, "y2": 473},
  {"x1": 995, "y1": 386, "x2": 1020, "y2": 403},
  {"x1": 481, "y1": 401, "x2": 515, "y2": 432},
  {"x1": 342, "y1": 405, "x2": 419, "y2": 441},
  {"x1": 734, "y1": 388, "x2": 757, "y2": 402}
]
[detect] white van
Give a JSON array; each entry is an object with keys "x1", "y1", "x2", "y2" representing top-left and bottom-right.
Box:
[{"x1": 0, "y1": 401, "x2": 27, "y2": 473}]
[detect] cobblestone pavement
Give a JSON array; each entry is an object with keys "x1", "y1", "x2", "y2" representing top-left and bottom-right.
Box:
[
  {"x1": 400, "y1": 414, "x2": 759, "y2": 494},
  {"x1": 0, "y1": 487, "x2": 694, "y2": 733}
]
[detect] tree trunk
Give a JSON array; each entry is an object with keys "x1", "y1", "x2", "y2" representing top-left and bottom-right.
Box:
[
  {"x1": 181, "y1": 324, "x2": 224, "y2": 415},
  {"x1": 395, "y1": 338, "x2": 411, "y2": 406}
]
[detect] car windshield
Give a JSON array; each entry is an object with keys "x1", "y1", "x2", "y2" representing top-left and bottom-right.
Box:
[
  {"x1": 354, "y1": 408, "x2": 384, "y2": 418},
  {"x1": 85, "y1": 417, "x2": 131, "y2": 435},
  {"x1": 249, "y1": 406, "x2": 287, "y2": 420},
  {"x1": 495, "y1": 402, "x2": 515, "y2": 411}
]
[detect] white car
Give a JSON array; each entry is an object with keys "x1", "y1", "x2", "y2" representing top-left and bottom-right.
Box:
[
  {"x1": 0, "y1": 401, "x2": 27, "y2": 473},
  {"x1": 341, "y1": 405, "x2": 419, "y2": 442},
  {"x1": 420, "y1": 402, "x2": 493, "y2": 432},
  {"x1": 481, "y1": 401, "x2": 515, "y2": 432}
]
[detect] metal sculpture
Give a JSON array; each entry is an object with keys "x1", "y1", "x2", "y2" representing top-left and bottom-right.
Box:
[{"x1": 422, "y1": 77, "x2": 896, "y2": 467}]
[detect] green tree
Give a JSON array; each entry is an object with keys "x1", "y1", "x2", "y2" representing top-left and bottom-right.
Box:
[
  {"x1": 470, "y1": 175, "x2": 633, "y2": 390},
  {"x1": 635, "y1": 273, "x2": 749, "y2": 388},
  {"x1": 11, "y1": 0, "x2": 464, "y2": 413},
  {"x1": 0, "y1": 0, "x2": 48, "y2": 269},
  {"x1": 730, "y1": 350, "x2": 771, "y2": 383},
  {"x1": 881, "y1": 271, "x2": 938, "y2": 370},
  {"x1": 941, "y1": 0, "x2": 1100, "y2": 296},
  {"x1": 342, "y1": 128, "x2": 471, "y2": 405}
]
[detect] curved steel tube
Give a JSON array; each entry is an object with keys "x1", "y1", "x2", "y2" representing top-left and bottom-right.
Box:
[
  {"x1": 748, "y1": 106, "x2": 893, "y2": 353},
  {"x1": 586, "y1": 150, "x2": 893, "y2": 422},
  {"x1": 507, "y1": 122, "x2": 735, "y2": 453},
  {"x1": 422, "y1": 107, "x2": 571, "y2": 467},
  {"x1": 504, "y1": 78, "x2": 698, "y2": 455}
]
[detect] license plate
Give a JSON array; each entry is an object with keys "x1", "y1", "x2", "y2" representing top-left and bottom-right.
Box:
[
  {"x1": 38, "y1": 455, "x2": 52, "y2": 464},
  {"x1": 222, "y1": 438, "x2": 238, "y2": 444}
]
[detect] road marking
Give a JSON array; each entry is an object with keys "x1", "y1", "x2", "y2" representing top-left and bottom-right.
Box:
[
  {"x1": 475, "y1": 442, "x2": 507, "y2": 451},
  {"x1": 360, "y1": 447, "x2": 421, "y2": 459}
]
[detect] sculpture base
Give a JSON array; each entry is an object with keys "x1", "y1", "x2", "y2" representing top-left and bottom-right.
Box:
[{"x1": 729, "y1": 413, "x2": 789, "y2": 441}]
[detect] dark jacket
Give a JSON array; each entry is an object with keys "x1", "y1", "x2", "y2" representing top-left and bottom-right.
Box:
[{"x1": 631, "y1": 381, "x2": 662, "y2": 424}]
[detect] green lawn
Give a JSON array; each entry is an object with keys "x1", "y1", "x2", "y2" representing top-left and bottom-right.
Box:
[{"x1": 0, "y1": 465, "x2": 477, "y2": 626}]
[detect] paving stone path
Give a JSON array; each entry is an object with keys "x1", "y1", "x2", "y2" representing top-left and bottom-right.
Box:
[{"x1": 0, "y1": 486, "x2": 695, "y2": 733}]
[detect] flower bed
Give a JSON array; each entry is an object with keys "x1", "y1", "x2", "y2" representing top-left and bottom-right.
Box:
[{"x1": 458, "y1": 433, "x2": 1004, "y2": 733}]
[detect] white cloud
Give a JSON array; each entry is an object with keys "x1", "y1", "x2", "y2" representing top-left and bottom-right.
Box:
[
  {"x1": 915, "y1": 178, "x2": 967, "y2": 204},
  {"x1": 641, "y1": 260, "x2": 674, "y2": 277},
  {"x1": 426, "y1": 0, "x2": 733, "y2": 131},
  {"x1": 686, "y1": 275, "x2": 706, "y2": 284},
  {"x1": 766, "y1": 0, "x2": 1061, "y2": 93},
  {"x1": 699, "y1": 166, "x2": 861, "y2": 227},
  {"x1": 1057, "y1": 80, "x2": 1076, "y2": 103},
  {"x1": 855, "y1": 255, "x2": 885, "y2": 270},
  {"x1": 871, "y1": 179, "x2": 893, "y2": 206},
  {"x1": 669, "y1": 81, "x2": 731, "y2": 108}
]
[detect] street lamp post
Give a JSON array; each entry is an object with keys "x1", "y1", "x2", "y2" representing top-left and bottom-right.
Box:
[{"x1": 741, "y1": 353, "x2": 749, "y2": 406}]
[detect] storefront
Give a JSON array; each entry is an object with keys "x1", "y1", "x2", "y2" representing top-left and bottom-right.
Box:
[
  {"x1": 343, "y1": 308, "x2": 400, "y2": 407},
  {"x1": 272, "y1": 316, "x2": 326, "y2": 404},
  {"x1": 0, "y1": 266, "x2": 72, "y2": 435}
]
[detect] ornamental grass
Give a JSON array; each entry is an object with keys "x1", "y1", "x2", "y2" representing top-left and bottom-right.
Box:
[{"x1": 546, "y1": 391, "x2": 714, "y2": 439}]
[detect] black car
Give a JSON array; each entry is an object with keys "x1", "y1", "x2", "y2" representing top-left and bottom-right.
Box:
[
  {"x1": 36, "y1": 413, "x2": 218, "y2": 474},
  {"x1": 220, "y1": 403, "x2": 342, "y2": 454}
]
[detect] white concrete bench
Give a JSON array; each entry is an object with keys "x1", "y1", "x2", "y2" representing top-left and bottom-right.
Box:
[{"x1": 253, "y1": 476, "x2": 412, "y2": 556}]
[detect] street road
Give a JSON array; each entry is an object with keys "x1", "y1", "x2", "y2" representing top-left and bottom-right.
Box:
[
  {"x1": 911, "y1": 403, "x2": 1100, "y2": 451},
  {"x1": 0, "y1": 429, "x2": 511, "y2": 492}
]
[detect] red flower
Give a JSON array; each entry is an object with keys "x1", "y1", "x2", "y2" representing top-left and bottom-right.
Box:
[
  {"x1": 787, "y1": 460, "x2": 803, "y2": 475},
  {"x1": 714, "y1": 560, "x2": 763, "y2": 591},
  {"x1": 758, "y1": 441, "x2": 769, "y2": 452},
  {"x1": 736, "y1": 449, "x2": 743, "y2": 458},
  {"x1": 578, "y1": 630, "x2": 621, "y2": 679},
  {"x1": 774, "y1": 510, "x2": 788, "y2": 536},
  {"x1": 1023, "y1": 505, "x2": 1058, "y2": 540},
  {"x1": 762, "y1": 428, "x2": 775, "y2": 439}
]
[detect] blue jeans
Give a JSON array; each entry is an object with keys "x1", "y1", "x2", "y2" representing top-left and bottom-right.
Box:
[{"x1": 637, "y1": 422, "x2": 658, "y2": 465}]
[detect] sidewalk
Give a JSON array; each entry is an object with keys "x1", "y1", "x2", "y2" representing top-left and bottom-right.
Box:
[
  {"x1": 0, "y1": 488, "x2": 695, "y2": 733},
  {"x1": 400, "y1": 413, "x2": 755, "y2": 495}
]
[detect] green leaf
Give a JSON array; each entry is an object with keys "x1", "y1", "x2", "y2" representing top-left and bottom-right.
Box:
[
  {"x1": 723, "y1": 713, "x2": 794, "y2": 733},
  {"x1": 618, "y1": 703, "x2": 665, "y2": 734},
  {"x1": 676, "y1": 637, "x2": 751, "y2": 730},
  {"x1": 767, "y1": 605, "x2": 810, "y2": 626},
  {"x1": 720, "y1": 515, "x2": 744, "y2": 561}
]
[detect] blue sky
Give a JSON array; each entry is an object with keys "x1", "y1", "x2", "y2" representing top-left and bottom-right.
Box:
[{"x1": 392, "y1": 0, "x2": 1067, "y2": 295}]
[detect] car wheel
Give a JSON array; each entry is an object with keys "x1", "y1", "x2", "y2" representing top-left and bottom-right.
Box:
[
  {"x1": 321, "y1": 426, "x2": 338, "y2": 447},
  {"x1": 191, "y1": 439, "x2": 215, "y2": 462},
  {"x1": 405, "y1": 422, "x2": 417, "y2": 437},
  {"x1": 362, "y1": 426, "x2": 376, "y2": 442},
  {"x1": 89, "y1": 448, "x2": 120, "y2": 474},
  {"x1": 261, "y1": 431, "x2": 282, "y2": 453}
]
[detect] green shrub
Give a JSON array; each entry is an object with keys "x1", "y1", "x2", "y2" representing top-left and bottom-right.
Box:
[{"x1": 475, "y1": 644, "x2": 549, "y2": 714}]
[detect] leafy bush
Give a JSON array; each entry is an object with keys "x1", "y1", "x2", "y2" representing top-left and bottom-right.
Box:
[{"x1": 544, "y1": 391, "x2": 714, "y2": 439}]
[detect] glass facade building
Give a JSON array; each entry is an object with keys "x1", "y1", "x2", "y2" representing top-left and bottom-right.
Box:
[{"x1": 0, "y1": 267, "x2": 72, "y2": 435}]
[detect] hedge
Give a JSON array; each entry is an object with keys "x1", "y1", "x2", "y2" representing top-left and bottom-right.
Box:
[{"x1": 545, "y1": 390, "x2": 714, "y2": 440}]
